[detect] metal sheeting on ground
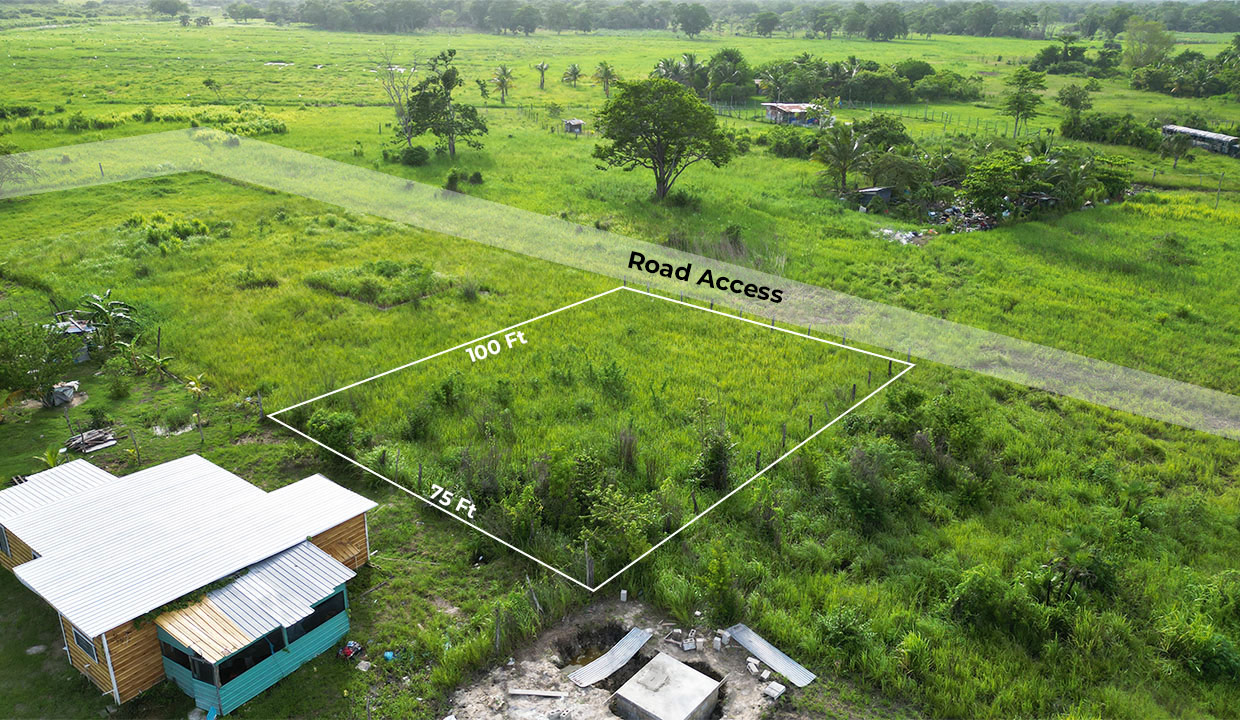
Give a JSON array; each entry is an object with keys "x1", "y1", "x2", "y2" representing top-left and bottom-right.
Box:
[
  {"x1": 0, "y1": 460, "x2": 118, "y2": 523},
  {"x1": 726, "y1": 624, "x2": 816, "y2": 688},
  {"x1": 158, "y1": 541, "x2": 355, "y2": 663},
  {"x1": 568, "y1": 627, "x2": 652, "y2": 687},
  {"x1": 12, "y1": 455, "x2": 377, "y2": 638}
]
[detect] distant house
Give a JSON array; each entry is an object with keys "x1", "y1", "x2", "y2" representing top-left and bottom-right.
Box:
[
  {"x1": 857, "y1": 186, "x2": 894, "y2": 206},
  {"x1": 0, "y1": 455, "x2": 377, "y2": 716},
  {"x1": 1161, "y1": 124, "x2": 1240, "y2": 157},
  {"x1": 761, "y1": 102, "x2": 824, "y2": 126},
  {"x1": 564, "y1": 118, "x2": 585, "y2": 134}
]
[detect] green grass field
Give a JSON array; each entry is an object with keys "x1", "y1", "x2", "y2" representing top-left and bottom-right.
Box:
[{"x1": 2, "y1": 16, "x2": 1240, "y2": 720}]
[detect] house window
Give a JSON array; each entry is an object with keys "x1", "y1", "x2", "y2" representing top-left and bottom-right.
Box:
[
  {"x1": 286, "y1": 591, "x2": 346, "y2": 644},
  {"x1": 72, "y1": 627, "x2": 97, "y2": 662},
  {"x1": 0, "y1": 526, "x2": 10, "y2": 557},
  {"x1": 160, "y1": 640, "x2": 192, "y2": 671},
  {"x1": 189, "y1": 653, "x2": 215, "y2": 685},
  {"x1": 218, "y1": 628, "x2": 285, "y2": 685}
]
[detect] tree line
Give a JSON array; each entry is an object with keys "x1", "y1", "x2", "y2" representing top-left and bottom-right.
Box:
[{"x1": 151, "y1": 0, "x2": 1240, "y2": 38}]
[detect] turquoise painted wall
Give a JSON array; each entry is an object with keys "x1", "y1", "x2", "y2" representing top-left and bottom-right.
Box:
[{"x1": 157, "y1": 584, "x2": 351, "y2": 716}]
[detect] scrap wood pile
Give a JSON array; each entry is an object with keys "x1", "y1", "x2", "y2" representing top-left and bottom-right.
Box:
[{"x1": 66, "y1": 427, "x2": 117, "y2": 453}]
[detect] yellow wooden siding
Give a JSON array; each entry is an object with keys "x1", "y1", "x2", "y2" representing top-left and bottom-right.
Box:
[
  {"x1": 311, "y1": 513, "x2": 369, "y2": 569},
  {"x1": 0, "y1": 528, "x2": 36, "y2": 571},
  {"x1": 104, "y1": 620, "x2": 165, "y2": 703},
  {"x1": 60, "y1": 614, "x2": 113, "y2": 695}
]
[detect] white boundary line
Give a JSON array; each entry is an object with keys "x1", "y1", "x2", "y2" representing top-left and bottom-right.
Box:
[{"x1": 269, "y1": 284, "x2": 914, "y2": 591}]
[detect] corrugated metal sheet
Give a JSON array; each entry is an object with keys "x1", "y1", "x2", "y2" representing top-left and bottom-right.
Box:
[
  {"x1": 12, "y1": 455, "x2": 377, "y2": 638},
  {"x1": 1163, "y1": 125, "x2": 1239, "y2": 143},
  {"x1": 0, "y1": 460, "x2": 118, "y2": 524},
  {"x1": 568, "y1": 627, "x2": 652, "y2": 687},
  {"x1": 159, "y1": 542, "x2": 354, "y2": 662},
  {"x1": 726, "y1": 624, "x2": 816, "y2": 688}
]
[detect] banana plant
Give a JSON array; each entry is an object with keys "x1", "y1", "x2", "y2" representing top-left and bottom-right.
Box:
[{"x1": 78, "y1": 289, "x2": 135, "y2": 353}]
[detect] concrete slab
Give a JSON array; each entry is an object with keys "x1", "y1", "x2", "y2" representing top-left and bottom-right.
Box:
[{"x1": 614, "y1": 652, "x2": 721, "y2": 720}]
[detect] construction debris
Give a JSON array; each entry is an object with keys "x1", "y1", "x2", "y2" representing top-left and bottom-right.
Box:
[
  {"x1": 46, "y1": 381, "x2": 79, "y2": 407},
  {"x1": 567, "y1": 627, "x2": 652, "y2": 687},
  {"x1": 508, "y1": 688, "x2": 566, "y2": 698},
  {"x1": 66, "y1": 427, "x2": 116, "y2": 454},
  {"x1": 356, "y1": 660, "x2": 372, "y2": 672},
  {"x1": 763, "y1": 682, "x2": 787, "y2": 700},
  {"x1": 727, "y1": 624, "x2": 817, "y2": 688}
]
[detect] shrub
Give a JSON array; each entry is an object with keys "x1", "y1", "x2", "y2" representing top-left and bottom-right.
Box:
[
  {"x1": 163, "y1": 405, "x2": 194, "y2": 430},
  {"x1": 444, "y1": 168, "x2": 463, "y2": 191},
  {"x1": 401, "y1": 403, "x2": 434, "y2": 441},
  {"x1": 306, "y1": 408, "x2": 357, "y2": 459},
  {"x1": 399, "y1": 144, "x2": 430, "y2": 166},
  {"x1": 468, "y1": 171, "x2": 483, "y2": 184},
  {"x1": 765, "y1": 125, "x2": 814, "y2": 159}
]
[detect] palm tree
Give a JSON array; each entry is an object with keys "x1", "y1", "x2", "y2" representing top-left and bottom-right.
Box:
[
  {"x1": 679, "y1": 53, "x2": 703, "y2": 91},
  {"x1": 812, "y1": 123, "x2": 869, "y2": 194},
  {"x1": 593, "y1": 61, "x2": 618, "y2": 98},
  {"x1": 491, "y1": 65, "x2": 515, "y2": 104},
  {"x1": 1160, "y1": 132, "x2": 1193, "y2": 168},
  {"x1": 562, "y1": 63, "x2": 582, "y2": 87},
  {"x1": 755, "y1": 68, "x2": 786, "y2": 101},
  {"x1": 653, "y1": 56, "x2": 681, "y2": 81},
  {"x1": 534, "y1": 61, "x2": 550, "y2": 90}
]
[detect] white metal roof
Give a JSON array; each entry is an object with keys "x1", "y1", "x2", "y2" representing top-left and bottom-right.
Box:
[
  {"x1": 761, "y1": 102, "x2": 821, "y2": 113},
  {"x1": 1162, "y1": 124, "x2": 1239, "y2": 143},
  {"x1": 0, "y1": 460, "x2": 119, "y2": 524},
  {"x1": 159, "y1": 540, "x2": 355, "y2": 662},
  {"x1": 12, "y1": 455, "x2": 377, "y2": 638}
]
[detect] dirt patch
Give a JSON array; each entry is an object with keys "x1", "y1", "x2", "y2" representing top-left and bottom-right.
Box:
[
  {"x1": 18, "y1": 392, "x2": 89, "y2": 410},
  {"x1": 448, "y1": 599, "x2": 787, "y2": 720},
  {"x1": 232, "y1": 429, "x2": 280, "y2": 445},
  {"x1": 430, "y1": 596, "x2": 462, "y2": 617}
]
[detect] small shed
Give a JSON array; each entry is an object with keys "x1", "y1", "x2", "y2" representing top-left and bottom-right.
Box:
[
  {"x1": 614, "y1": 652, "x2": 722, "y2": 720},
  {"x1": 761, "y1": 102, "x2": 823, "y2": 126},
  {"x1": 857, "y1": 186, "x2": 893, "y2": 206},
  {"x1": 564, "y1": 118, "x2": 585, "y2": 134}
]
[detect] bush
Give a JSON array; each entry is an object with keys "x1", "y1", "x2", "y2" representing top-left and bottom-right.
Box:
[
  {"x1": 444, "y1": 168, "x2": 462, "y2": 191},
  {"x1": 306, "y1": 408, "x2": 357, "y2": 459},
  {"x1": 765, "y1": 125, "x2": 815, "y2": 159},
  {"x1": 399, "y1": 144, "x2": 430, "y2": 166},
  {"x1": 401, "y1": 403, "x2": 434, "y2": 441}
]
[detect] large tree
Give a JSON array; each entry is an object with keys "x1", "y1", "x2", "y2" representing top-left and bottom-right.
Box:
[
  {"x1": 377, "y1": 50, "x2": 419, "y2": 147},
  {"x1": 999, "y1": 66, "x2": 1047, "y2": 138},
  {"x1": 1123, "y1": 16, "x2": 1175, "y2": 68},
  {"x1": 593, "y1": 78, "x2": 735, "y2": 199},
  {"x1": 491, "y1": 64, "x2": 515, "y2": 103},
  {"x1": 0, "y1": 319, "x2": 79, "y2": 408},
  {"x1": 405, "y1": 50, "x2": 488, "y2": 159},
  {"x1": 593, "y1": 61, "x2": 618, "y2": 97},
  {"x1": 149, "y1": 0, "x2": 189, "y2": 16},
  {"x1": 674, "y1": 3, "x2": 711, "y2": 39}
]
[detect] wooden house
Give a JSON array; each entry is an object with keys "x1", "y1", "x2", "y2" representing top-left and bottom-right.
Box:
[
  {"x1": 761, "y1": 102, "x2": 824, "y2": 126},
  {"x1": 564, "y1": 118, "x2": 585, "y2": 134},
  {"x1": 0, "y1": 455, "x2": 377, "y2": 715}
]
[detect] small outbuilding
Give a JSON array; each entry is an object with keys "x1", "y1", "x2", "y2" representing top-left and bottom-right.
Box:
[
  {"x1": 761, "y1": 102, "x2": 824, "y2": 126},
  {"x1": 857, "y1": 186, "x2": 894, "y2": 206},
  {"x1": 613, "y1": 652, "x2": 723, "y2": 720},
  {"x1": 564, "y1": 118, "x2": 585, "y2": 134}
]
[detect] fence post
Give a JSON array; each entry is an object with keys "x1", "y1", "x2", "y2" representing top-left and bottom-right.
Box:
[{"x1": 1218, "y1": 173, "x2": 1225, "y2": 209}]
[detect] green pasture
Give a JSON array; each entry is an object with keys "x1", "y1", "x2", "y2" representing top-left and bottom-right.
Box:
[{"x1": 2, "y1": 18, "x2": 1240, "y2": 720}]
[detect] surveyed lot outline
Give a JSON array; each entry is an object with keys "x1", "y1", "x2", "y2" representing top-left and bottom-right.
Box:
[
  {"x1": 268, "y1": 286, "x2": 914, "y2": 591},
  {"x1": 3, "y1": 130, "x2": 1237, "y2": 441}
]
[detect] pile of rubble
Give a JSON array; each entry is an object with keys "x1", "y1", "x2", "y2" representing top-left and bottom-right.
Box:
[
  {"x1": 932, "y1": 205, "x2": 999, "y2": 232},
  {"x1": 872, "y1": 228, "x2": 937, "y2": 246}
]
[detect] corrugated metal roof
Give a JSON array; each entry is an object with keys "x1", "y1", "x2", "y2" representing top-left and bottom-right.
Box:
[
  {"x1": 158, "y1": 541, "x2": 355, "y2": 663},
  {"x1": 568, "y1": 627, "x2": 652, "y2": 687},
  {"x1": 1163, "y1": 124, "x2": 1239, "y2": 143},
  {"x1": 0, "y1": 460, "x2": 118, "y2": 524},
  {"x1": 12, "y1": 456, "x2": 377, "y2": 638},
  {"x1": 726, "y1": 623, "x2": 816, "y2": 688}
]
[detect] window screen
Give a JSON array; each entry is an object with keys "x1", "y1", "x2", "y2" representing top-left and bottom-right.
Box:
[
  {"x1": 190, "y1": 654, "x2": 215, "y2": 685},
  {"x1": 218, "y1": 628, "x2": 285, "y2": 685},
  {"x1": 160, "y1": 640, "x2": 192, "y2": 670},
  {"x1": 286, "y1": 591, "x2": 346, "y2": 644},
  {"x1": 72, "y1": 627, "x2": 98, "y2": 662}
]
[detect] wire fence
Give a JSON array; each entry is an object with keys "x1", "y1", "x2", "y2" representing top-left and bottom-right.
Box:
[{"x1": 708, "y1": 99, "x2": 1046, "y2": 139}]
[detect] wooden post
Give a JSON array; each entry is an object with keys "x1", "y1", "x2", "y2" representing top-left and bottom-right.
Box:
[
  {"x1": 256, "y1": 390, "x2": 265, "y2": 420},
  {"x1": 781, "y1": 422, "x2": 787, "y2": 450},
  {"x1": 1217, "y1": 173, "x2": 1225, "y2": 209},
  {"x1": 888, "y1": 359, "x2": 892, "y2": 376},
  {"x1": 130, "y1": 427, "x2": 142, "y2": 464},
  {"x1": 494, "y1": 606, "x2": 502, "y2": 654},
  {"x1": 585, "y1": 541, "x2": 594, "y2": 586},
  {"x1": 418, "y1": 462, "x2": 423, "y2": 493},
  {"x1": 808, "y1": 414, "x2": 813, "y2": 432},
  {"x1": 755, "y1": 450, "x2": 761, "y2": 472},
  {"x1": 868, "y1": 369, "x2": 872, "y2": 386},
  {"x1": 851, "y1": 384, "x2": 856, "y2": 402},
  {"x1": 99, "y1": 162, "x2": 104, "y2": 177}
]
